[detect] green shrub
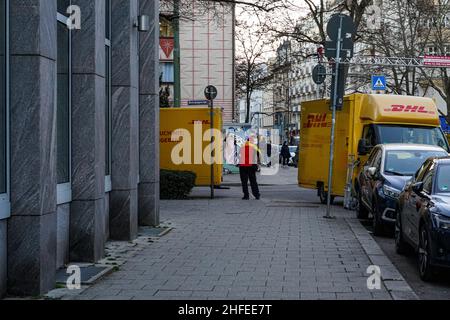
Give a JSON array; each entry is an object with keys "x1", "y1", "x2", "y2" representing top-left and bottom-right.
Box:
[{"x1": 160, "y1": 169, "x2": 197, "y2": 200}]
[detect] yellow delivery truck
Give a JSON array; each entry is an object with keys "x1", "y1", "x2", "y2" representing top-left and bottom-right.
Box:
[
  {"x1": 160, "y1": 107, "x2": 223, "y2": 186},
  {"x1": 298, "y1": 94, "x2": 449, "y2": 207}
]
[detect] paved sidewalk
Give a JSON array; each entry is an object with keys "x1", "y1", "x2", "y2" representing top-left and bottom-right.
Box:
[{"x1": 60, "y1": 171, "x2": 416, "y2": 300}]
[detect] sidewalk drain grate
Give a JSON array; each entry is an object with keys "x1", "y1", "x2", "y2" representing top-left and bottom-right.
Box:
[
  {"x1": 138, "y1": 226, "x2": 173, "y2": 238},
  {"x1": 55, "y1": 265, "x2": 113, "y2": 286}
]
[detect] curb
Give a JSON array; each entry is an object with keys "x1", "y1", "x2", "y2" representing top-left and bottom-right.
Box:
[{"x1": 346, "y1": 218, "x2": 419, "y2": 300}]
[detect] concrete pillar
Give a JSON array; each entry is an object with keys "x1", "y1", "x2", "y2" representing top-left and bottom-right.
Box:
[
  {"x1": 110, "y1": 0, "x2": 139, "y2": 240},
  {"x1": 7, "y1": 0, "x2": 57, "y2": 296},
  {"x1": 138, "y1": 0, "x2": 160, "y2": 227},
  {"x1": 69, "y1": 0, "x2": 106, "y2": 263},
  {"x1": 0, "y1": 221, "x2": 6, "y2": 297}
]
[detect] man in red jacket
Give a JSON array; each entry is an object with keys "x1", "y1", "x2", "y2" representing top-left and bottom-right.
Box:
[{"x1": 238, "y1": 138, "x2": 261, "y2": 200}]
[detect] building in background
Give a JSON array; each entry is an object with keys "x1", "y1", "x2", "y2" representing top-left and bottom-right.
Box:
[
  {"x1": 0, "y1": 0, "x2": 160, "y2": 298},
  {"x1": 160, "y1": 0, "x2": 236, "y2": 123},
  {"x1": 159, "y1": 16, "x2": 175, "y2": 107}
]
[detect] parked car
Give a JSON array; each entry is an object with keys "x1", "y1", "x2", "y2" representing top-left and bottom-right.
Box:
[
  {"x1": 396, "y1": 156, "x2": 450, "y2": 281},
  {"x1": 355, "y1": 144, "x2": 448, "y2": 236}
]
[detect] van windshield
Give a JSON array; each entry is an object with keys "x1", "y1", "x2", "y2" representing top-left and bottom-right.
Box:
[{"x1": 377, "y1": 125, "x2": 449, "y2": 152}]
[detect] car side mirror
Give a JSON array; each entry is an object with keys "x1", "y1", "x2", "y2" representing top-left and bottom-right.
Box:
[
  {"x1": 412, "y1": 182, "x2": 424, "y2": 194},
  {"x1": 358, "y1": 139, "x2": 370, "y2": 156},
  {"x1": 367, "y1": 167, "x2": 377, "y2": 178}
]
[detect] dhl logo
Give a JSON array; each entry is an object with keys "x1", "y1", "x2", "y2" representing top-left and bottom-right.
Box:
[
  {"x1": 384, "y1": 105, "x2": 436, "y2": 115},
  {"x1": 305, "y1": 113, "x2": 331, "y2": 128}
]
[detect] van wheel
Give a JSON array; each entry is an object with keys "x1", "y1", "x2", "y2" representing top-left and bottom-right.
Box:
[
  {"x1": 319, "y1": 185, "x2": 334, "y2": 205},
  {"x1": 356, "y1": 189, "x2": 369, "y2": 219}
]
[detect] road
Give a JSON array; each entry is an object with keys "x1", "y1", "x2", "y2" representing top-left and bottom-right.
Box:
[{"x1": 362, "y1": 220, "x2": 450, "y2": 300}]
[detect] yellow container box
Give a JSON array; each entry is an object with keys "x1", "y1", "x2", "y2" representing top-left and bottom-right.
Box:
[{"x1": 160, "y1": 107, "x2": 223, "y2": 186}]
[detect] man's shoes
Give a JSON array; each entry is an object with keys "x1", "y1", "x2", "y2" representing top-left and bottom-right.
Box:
[
  {"x1": 255, "y1": 196, "x2": 261, "y2": 200},
  {"x1": 242, "y1": 196, "x2": 250, "y2": 200}
]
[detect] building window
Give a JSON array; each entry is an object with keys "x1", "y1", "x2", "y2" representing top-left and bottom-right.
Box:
[
  {"x1": 160, "y1": 62, "x2": 174, "y2": 83},
  {"x1": 0, "y1": 0, "x2": 10, "y2": 219},
  {"x1": 57, "y1": 0, "x2": 72, "y2": 204},
  {"x1": 160, "y1": 17, "x2": 174, "y2": 37},
  {"x1": 105, "y1": 0, "x2": 112, "y2": 192}
]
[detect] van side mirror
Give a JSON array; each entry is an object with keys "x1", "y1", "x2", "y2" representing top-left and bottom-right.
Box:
[
  {"x1": 412, "y1": 182, "x2": 424, "y2": 194},
  {"x1": 358, "y1": 139, "x2": 370, "y2": 156}
]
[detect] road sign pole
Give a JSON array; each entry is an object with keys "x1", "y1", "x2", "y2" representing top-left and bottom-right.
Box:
[
  {"x1": 210, "y1": 99, "x2": 215, "y2": 199},
  {"x1": 205, "y1": 85, "x2": 218, "y2": 200},
  {"x1": 326, "y1": 17, "x2": 343, "y2": 220}
]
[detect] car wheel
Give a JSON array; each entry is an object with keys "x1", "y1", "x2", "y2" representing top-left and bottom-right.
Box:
[
  {"x1": 372, "y1": 200, "x2": 385, "y2": 236},
  {"x1": 319, "y1": 185, "x2": 334, "y2": 205},
  {"x1": 418, "y1": 225, "x2": 435, "y2": 282},
  {"x1": 356, "y1": 189, "x2": 369, "y2": 219},
  {"x1": 395, "y1": 211, "x2": 408, "y2": 255}
]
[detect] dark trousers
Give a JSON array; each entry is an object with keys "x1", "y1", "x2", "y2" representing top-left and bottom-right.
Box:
[
  {"x1": 282, "y1": 157, "x2": 289, "y2": 166},
  {"x1": 239, "y1": 165, "x2": 260, "y2": 198}
]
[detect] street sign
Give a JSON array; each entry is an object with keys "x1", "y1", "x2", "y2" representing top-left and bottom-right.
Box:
[
  {"x1": 371, "y1": 75, "x2": 387, "y2": 91},
  {"x1": 423, "y1": 55, "x2": 450, "y2": 67},
  {"x1": 330, "y1": 64, "x2": 346, "y2": 111},
  {"x1": 188, "y1": 100, "x2": 209, "y2": 106},
  {"x1": 327, "y1": 14, "x2": 356, "y2": 42},
  {"x1": 312, "y1": 64, "x2": 327, "y2": 85},
  {"x1": 204, "y1": 85, "x2": 218, "y2": 101},
  {"x1": 325, "y1": 14, "x2": 356, "y2": 60}
]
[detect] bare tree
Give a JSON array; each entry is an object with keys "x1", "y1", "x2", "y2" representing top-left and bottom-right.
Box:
[
  {"x1": 235, "y1": 20, "x2": 273, "y2": 123},
  {"x1": 362, "y1": 0, "x2": 433, "y2": 96}
]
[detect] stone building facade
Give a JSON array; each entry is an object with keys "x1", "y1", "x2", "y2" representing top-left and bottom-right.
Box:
[{"x1": 0, "y1": 0, "x2": 160, "y2": 297}]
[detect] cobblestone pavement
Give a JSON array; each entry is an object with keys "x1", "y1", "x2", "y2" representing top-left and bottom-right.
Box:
[{"x1": 61, "y1": 169, "x2": 417, "y2": 300}]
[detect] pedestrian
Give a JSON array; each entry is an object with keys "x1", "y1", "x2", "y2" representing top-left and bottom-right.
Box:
[
  {"x1": 281, "y1": 142, "x2": 291, "y2": 168},
  {"x1": 267, "y1": 140, "x2": 272, "y2": 168},
  {"x1": 238, "y1": 138, "x2": 261, "y2": 200}
]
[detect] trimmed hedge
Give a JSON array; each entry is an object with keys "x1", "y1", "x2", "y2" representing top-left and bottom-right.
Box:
[{"x1": 160, "y1": 169, "x2": 197, "y2": 200}]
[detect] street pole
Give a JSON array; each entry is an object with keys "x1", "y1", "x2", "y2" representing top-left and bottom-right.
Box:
[
  {"x1": 210, "y1": 100, "x2": 215, "y2": 200},
  {"x1": 325, "y1": 16, "x2": 343, "y2": 219}
]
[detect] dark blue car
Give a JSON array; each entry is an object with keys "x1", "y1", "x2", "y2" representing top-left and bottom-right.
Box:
[
  {"x1": 356, "y1": 144, "x2": 448, "y2": 236},
  {"x1": 396, "y1": 157, "x2": 450, "y2": 281}
]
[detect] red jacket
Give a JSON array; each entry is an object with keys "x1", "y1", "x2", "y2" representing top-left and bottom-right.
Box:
[{"x1": 239, "y1": 142, "x2": 258, "y2": 167}]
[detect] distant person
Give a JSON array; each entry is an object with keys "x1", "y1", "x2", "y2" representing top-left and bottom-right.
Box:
[
  {"x1": 267, "y1": 140, "x2": 272, "y2": 168},
  {"x1": 238, "y1": 138, "x2": 261, "y2": 200},
  {"x1": 281, "y1": 142, "x2": 291, "y2": 168}
]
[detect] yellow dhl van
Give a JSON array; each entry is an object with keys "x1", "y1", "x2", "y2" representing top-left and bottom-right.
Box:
[
  {"x1": 160, "y1": 107, "x2": 223, "y2": 186},
  {"x1": 298, "y1": 94, "x2": 450, "y2": 207}
]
